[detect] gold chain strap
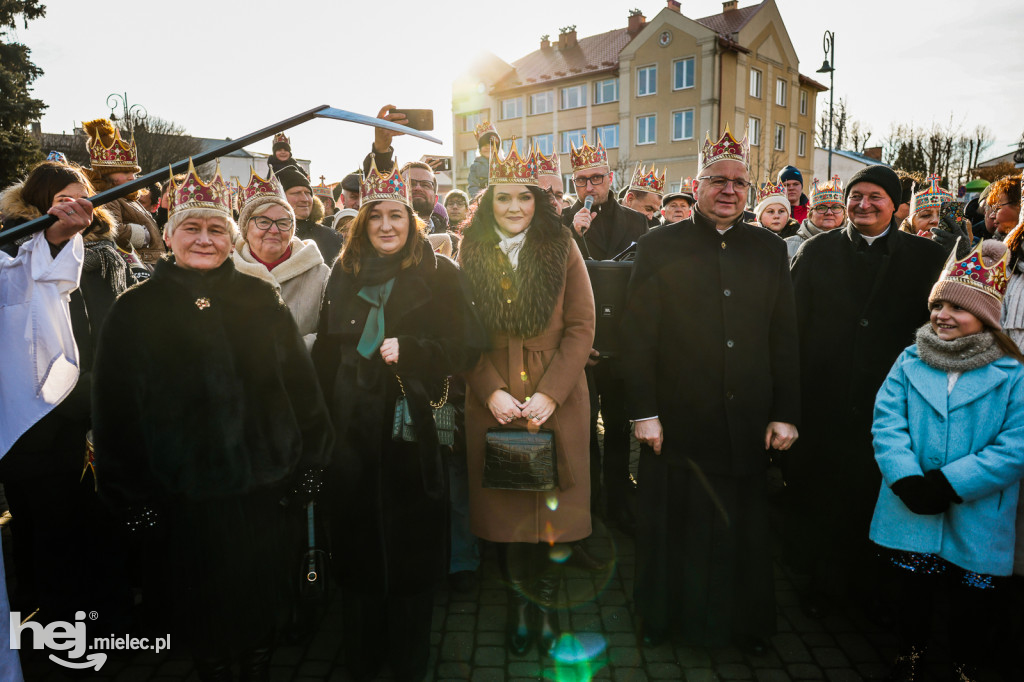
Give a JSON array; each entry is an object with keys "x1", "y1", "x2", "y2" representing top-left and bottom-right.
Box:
[{"x1": 395, "y1": 374, "x2": 450, "y2": 409}]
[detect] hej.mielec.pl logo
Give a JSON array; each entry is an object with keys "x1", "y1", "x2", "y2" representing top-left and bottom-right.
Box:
[{"x1": 9, "y1": 610, "x2": 171, "y2": 670}]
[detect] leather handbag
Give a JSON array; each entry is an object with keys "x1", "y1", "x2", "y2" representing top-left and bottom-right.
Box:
[
  {"x1": 391, "y1": 375, "x2": 456, "y2": 447},
  {"x1": 483, "y1": 427, "x2": 558, "y2": 491}
]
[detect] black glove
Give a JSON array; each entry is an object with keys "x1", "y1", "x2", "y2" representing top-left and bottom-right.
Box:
[
  {"x1": 924, "y1": 468, "x2": 962, "y2": 504},
  {"x1": 891, "y1": 474, "x2": 954, "y2": 515},
  {"x1": 929, "y1": 223, "x2": 970, "y2": 258}
]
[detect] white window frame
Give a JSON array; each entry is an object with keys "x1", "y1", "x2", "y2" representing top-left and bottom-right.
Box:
[
  {"x1": 749, "y1": 116, "x2": 761, "y2": 146},
  {"x1": 637, "y1": 65, "x2": 657, "y2": 97},
  {"x1": 799, "y1": 89, "x2": 808, "y2": 116},
  {"x1": 530, "y1": 133, "x2": 554, "y2": 156},
  {"x1": 464, "y1": 149, "x2": 478, "y2": 164},
  {"x1": 500, "y1": 97, "x2": 522, "y2": 120},
  {"x1": 594, "y1": 78, "x2": 619, "y2": 104},
  {"x1": 776, "y1": 78, "x2": 787, "y2": 107},
  {"x1": 774, "y1": 124, "x2": 786, "y2": 151},
  {"x1": 463, "y1": 112, "x2": 485, "y2": 132},
  {"x1": 529, "y1": 91, "x2": 552, "y2": 116},
  {"x1": 560, "y1": 84, "x2": 587, "y2": 110},
  {"x1": 671, "y1": 109, "x2": 694, "y2": 141},
  {"x1": 636, "y1": 114, "x2": 657, "y2": 145},
  {"x1": 749, "y1": 68, "x2": 762, "y2": 99},
  {"x1": 501, "y1": 139, "x2": 514, "y2": 154},
  {"x1": 798, "y1": 131, "x2": 807, "y2": 157},
  {"x1": 593, "y1": 123, "x2": 619, "y2": 149},
  {"x1": 561, "y1": 128, "x2": 586, "y2": 154},
  {"x1": 673, "y1": 57, "x2": 695, "y2": 91}
]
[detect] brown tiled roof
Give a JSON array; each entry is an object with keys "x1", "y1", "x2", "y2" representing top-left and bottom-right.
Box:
[
  {"x1": 694, "y1": 1, "x2": 763, "y2": 35},
  {"x1": 799, "y1": 73, "x2": 829, "y2": 92},
  {"x1": 491, "y1": 28, "x2": 633, "y2": 93}
]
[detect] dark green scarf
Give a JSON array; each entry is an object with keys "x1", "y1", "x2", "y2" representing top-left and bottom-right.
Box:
[{"x1": 355, "y1": 252, "x2": 404, "y2": 359}]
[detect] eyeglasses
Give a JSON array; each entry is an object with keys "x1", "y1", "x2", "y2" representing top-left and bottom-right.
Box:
[
  {"x1": 992, "y1": 202, "x2": 1017, "y2": 211},
  {"x1": 407, "y1": 179, "x2": 435, "y2": 190},
  {"x1": 251, "y1": 216, "x2": 293, "y2": 232},
  {"x1": 697, "y1": 176, "x2": 751, "y2": 191},
  {"x1": 812, "y1": 206, "x2": 844, "y2": 214},
  {"x1": 573, "y1": 174, "x2": 607, "y2": 188}
]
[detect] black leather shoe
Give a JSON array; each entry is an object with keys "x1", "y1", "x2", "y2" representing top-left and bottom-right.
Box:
[
  {"x1": 534, "y1": 568, "x2": 562, "y2": 658},
  {"x1": 735, "y1": 634, "x2": 769, "y2": 657},
  {"x1": 506, "y1": 587, "x2": 534, "y2": 656}
]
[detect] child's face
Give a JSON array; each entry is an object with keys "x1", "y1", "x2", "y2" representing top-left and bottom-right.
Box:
[{"x1": 930, "y1": 300, "x2": 983, "y2": 341}]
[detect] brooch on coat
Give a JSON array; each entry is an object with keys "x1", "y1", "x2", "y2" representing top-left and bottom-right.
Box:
[{"x1": 195, "y1": 297, "x2": 211, "y2": 311}]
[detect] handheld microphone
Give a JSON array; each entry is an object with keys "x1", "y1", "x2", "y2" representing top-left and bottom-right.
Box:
[{"x1": 584, "y1": 195, "x2": 594, "y2": 212}]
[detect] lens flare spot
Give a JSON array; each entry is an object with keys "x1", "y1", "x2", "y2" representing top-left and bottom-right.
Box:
[
  {"x1": 548, "y1": 544, "x2": 571, "y2": 564},
  {"x1": 552, "y1": 632, "x2": 607, "y2": 664},
  {"x1": 546, "y1": 494, "x2": 559, "y2": 511}
]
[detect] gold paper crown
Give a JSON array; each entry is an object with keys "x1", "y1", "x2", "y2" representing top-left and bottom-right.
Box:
[
  {"x1": 239, "y1": 166, "x2": 286, "y2": 210},
  {"x1": 313, "y1": 175, "x2": 333, "y2": 199},
  {"x1": 360, "y1": 158, "x2": 410, "y2": 206},
  {"x1": 488, "y1": 139, "x2": 538, "y2": 186},
  {"x1": 628, "y1": 164, "x2": 666, "y2": 195},
  {"x1": 169, "y1": 159, "x2": 233, "y2": 217},
  {"x1": 680, "y1": 177, "x2": 693, "y2": 195},
  {"x1": 937, "y1": 239, "x2": 1009, "y2": 301},
  {"x1": 84, "y1": 118, "x2": 140, "y2": 173},
  {"x1": 810, "y1": 175, "x2": 844, "y2": 207},
  {"x1": 910, "y1": 174, "x2": 953, "y2": 215},
  {"x1": 474, "y1": 121, "x2": 499, "y2": 143},
  {"x1": 698, "y1": 126, "x2": 749, "y2": 171},
  {"x1": 273, "y1": 132, "x2": 290, "y2": 146},
  {"x1": 536, "y1": 150, "x2": 560, "y2": 178},
  {"x1": 756, "y1": 178, "x2": 787, "y2": 205},
  {"x1": 569, "y1": 136, "x2": 608, "y2": 172}
]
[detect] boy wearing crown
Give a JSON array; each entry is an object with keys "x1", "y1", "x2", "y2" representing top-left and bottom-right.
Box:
[
  {"x1": 467, "y1": 121, "x2": 500, "y2": 199},
  {"x1": 620, "y1": 129, "x2": 800, "y2": 653}
]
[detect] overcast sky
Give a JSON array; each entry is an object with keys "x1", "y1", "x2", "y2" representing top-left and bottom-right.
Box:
[{"x1": 12, "y1": 0, "x2": 1023, "y2": 182}]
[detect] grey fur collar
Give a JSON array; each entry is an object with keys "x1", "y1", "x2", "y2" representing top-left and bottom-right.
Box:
[{"x1": 915, "y1": 323, "x2": 1003, "y2": 373}]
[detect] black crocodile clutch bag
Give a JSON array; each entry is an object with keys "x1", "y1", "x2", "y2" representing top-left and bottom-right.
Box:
[{"x1": 482, "y1": 427, "x2": 558, "y2": 491}]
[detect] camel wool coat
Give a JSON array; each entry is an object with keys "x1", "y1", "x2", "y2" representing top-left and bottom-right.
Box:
[{"x1": 461, "y1": 217, "x2": 595, "y2": 544}]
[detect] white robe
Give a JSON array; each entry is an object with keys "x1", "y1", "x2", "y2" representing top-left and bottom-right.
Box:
[{"x1": 0, "y1": 229, "x2": 83, "y2": 681}]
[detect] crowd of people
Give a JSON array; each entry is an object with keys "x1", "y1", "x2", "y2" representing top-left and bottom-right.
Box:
[{"x1": 1, "y1": 106, "x2": 1023, "y2": 682}]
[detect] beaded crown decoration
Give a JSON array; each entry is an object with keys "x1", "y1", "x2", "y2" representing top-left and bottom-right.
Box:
[
  {"x1": 474, "y1": 120, "x2": 499, "y2": 143},
  {"x1": 628, "y1": 164, "x2": 666, "y2": 195},
  {"x1": 360, "y1": 157, "x2": 410, "y2": 206},
  {"x1": 47, "y1": 151, "x2": 68, "y2": 164},
  {"x1": 810, "y1": 175, "x2": 844, "y2": 207},
  {"x1": 698, "y1": 126, "x2": 749, "y2": 172},
  {"x1": 569, "y1": 136, "x2": 608, "y2": 173},
  {"x1": 239, "y1": 167, "x2": 286, "y2": 209},
  {"x1": 938, "y1": 239, "x2": 1009, "y2": 301},
  {"x1": 680, "y1": 177, "x2": 694, "y2": 195},
  {"x1": 169, "y1": 159, "x2": 233, "y2": 217},
  {"x1": 536, "y1": 149, "x2": 560, "y2": 178},
  {"x1": 756, "y1": 178, "x2": 787, "y2": 205},
  {"x1": 85, "y1": 120, "x2": 139, "y2": 171},
  {"x1": 910, "y1": 174, "x2": 954, "y2": 215},
  {"x1": 488, "y1": 139, "x2": 538, "y2": 186},
  {"x1": 313, "y1": 175, "x2": 333, "y2": 199},
  {"x1": 272, "y1": 132, "x2": 290, "y2": 146}
]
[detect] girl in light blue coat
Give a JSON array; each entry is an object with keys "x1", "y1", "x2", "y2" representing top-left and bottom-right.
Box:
[{"x1": 870, "y1": 239, "x2": 1024, "y2": 681}]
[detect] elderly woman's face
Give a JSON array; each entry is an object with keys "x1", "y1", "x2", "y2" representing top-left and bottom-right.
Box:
[
  {"x1": 912, "y1": 206, "x2": 941, "y2": 235},
  {"x1": 993, "y1": 193, "x2": 1020, "y2": 235},
  {"x1": 367, "y1": 200, "x2": 410, "y2": 256},
  {"x1": 247, "y1": 203, "x2": 293, "y2": 264},
  {"x1": 167, "y1": 216, "x2": 233, "y2": 271}
]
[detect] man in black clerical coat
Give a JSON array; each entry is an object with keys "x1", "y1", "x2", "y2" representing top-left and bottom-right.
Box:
[{"x1": 619, "y1": 133, "x2": 800, "y2": 653}]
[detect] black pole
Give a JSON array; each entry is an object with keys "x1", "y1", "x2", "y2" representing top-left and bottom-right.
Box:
[{"x1": 824, "y1": 31, "x2": 835, "y2": 177}]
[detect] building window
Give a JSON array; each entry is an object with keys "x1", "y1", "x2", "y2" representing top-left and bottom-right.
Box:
[
  {"x1": 774, "y1": 124, "x2": 786, "y2": 151},
  {"x1": 462, "y1": 112, "x2": 485, "y2": 132},
  {"x1": 529, "y1": 91, "x2": 552, "y2": 115},
  {"x1": 673, "y1": 57, "x2": 695, "y2": 90},
  {"x1": 636, "y1": 115, "x2": 656, "y2": 145},
  {"x1": 799, "y1": 89, "x2": 808, "y2": 116},
  {"x1": 560, "y1": 84, "x2": 587, "y2": 110},
  {"x1": 530, "y1": 133, "x2": 554, "y2": 156},
  {"x1": 749, "y1": 116, "x2": 761, "y2": 146},
  {"x1": 749, "y1": 68, "x2": 762, "y2": 98},
  {"x1": 464, "y1": 149, "x2": 478, "y2": 165},
  {"x1": 593, "y1": 124, "x2": 619, "y2": 149},
  {"x1": 500, "y1": 97, "x2": 522, "y2": 120},
  {"x1": 562, "y1": 174, "x2": 574, "y2": 192},
  {"x1": 595, "y1": 78, "x2": 619, "y2": 104},
  {"x1": 776, "y1": 78, "x2": 787, "y2": 107},
  {"x1": 798, "y1": 131, "x2": 807, "y2": 157},
  {"x1": 502, "y1": 139, "x2": 514, "y2": 154},
  {"x1": 561, "y1": 128, "x2": 586, "y2": 154},
  {"x1": 637, "y1": 65, "x2": 657, "y2": 97},
  {"x1": 671, "y1": 110, "x2": 694, "y2": 141}
]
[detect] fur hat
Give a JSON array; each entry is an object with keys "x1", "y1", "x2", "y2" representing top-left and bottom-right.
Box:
[{"x1": 929, "y1": 239, "x2": 1009, "y2": 330}]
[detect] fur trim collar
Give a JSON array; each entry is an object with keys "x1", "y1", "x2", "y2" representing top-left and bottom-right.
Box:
[
  {"x1": 0, "y1": 180, "x2": 116, "y2": 243},
  {"x1": 232, "y1": 237, "x2": 325, "y2": 288},
  {"x1": 459, "y1": 215, "x2": 571, "y2": 338}
]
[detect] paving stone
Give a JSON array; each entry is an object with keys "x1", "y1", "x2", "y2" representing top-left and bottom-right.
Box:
[
  {"x1": 437, "y1": 661, "x2": 473, "y2": 677},
  {"x1": 716, "y1": 662, "x2": 754, "y2": 679},
  {"x1": 296, "y1": 661, "x2": 332, "y2": 677},
  {"x1": 608, "y1": 646, "x2": 642, "y2": 667},
  {"x1": 682, "y1": 670, "x2": 719, "y2": 682},
  {"x1": 601, "y1": 590, "x2": 628, "y2": 606},
  {"x1": 641, "y1": 644, "x2": 675, "y2": 663},
  {"x1": 786, "y1": 662, "x2": 825, "y2": 680},
  {"x1": 833, "y1": 633, "x2": 880, "y2": 663},
  {"x1": 508, "y1": 660, "x2": 545, "y2": 677},
  {"x1": 646, "y1": 662, "x2": 682, "y2": 679},
  {"x1": 801, "y1": 633, "x2": 835, "y2": 647},
  {"x1": 431, "y1": 632, "x2": 442, "y2": 646},
  {"x1": 573, "y1": 601, "x2": 601, "y2": 615},
  {"x1": 771, "y1": 633, "x2": 812, "y2": 663},
  {"x1": 479, "y1": 589, "x2": 506, "y2": 605},
  {"x1": 601, "y1": 606, "x2": 633, "y2": 632},
  {"x1": 447, "y1": 614, "x2": 476, "y2": 632},
  {"x1": 824, "y1": 670, "x2": 863, "y2": 682},
  {"x1": 471, "y1": 667, "x2": 506, "y2": 682},
  {"x1": 473, "y1": 646, "x2": 505, "y2": 667},
  {"x1": 611, "y1": 667, "x2": 648, "y2": 682},
  {"x1": 440, "y1": 632, "x2": 474, "y2": 661},
  {"x1": 754, "y1": 670, "x2": 793, "y2": 682},
  {"x1": 449, "y1": 600, "x2": 478, "y2": 614},
  {"x1": 478, "y1": 605, "x2": 505, "y2": 632},
  {"x1": 432, "y1": 605, "x2": 448, "y2": 628},
  {"x1": 810, "y1": 648, "x2": 848, "y2": 668},
  {"x1": 674, "y1": 645, "x2": 712, "y2": 667},
  {"x1": 710, "y1": 646, "x2": 745, "y2": 664},
  {"x1": 571, "y1": 611, "x2": 603, "y2": 632},
  {"x1": 607, "y1": 632, "x2": 640, "y2": 647},
  {"x1": 854, "y1": 662, "x2": 889, "y2": 680},
  {"x1": 477, "y1": 631, "x2": 504, "y2": 646}
]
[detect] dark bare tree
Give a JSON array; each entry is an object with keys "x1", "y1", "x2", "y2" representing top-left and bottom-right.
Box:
[{"x1": 133, "y1": 116, "x2": 202, "y2": 175}]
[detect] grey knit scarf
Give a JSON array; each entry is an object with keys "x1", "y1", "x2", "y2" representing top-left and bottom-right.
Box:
[
  {"x1": 83, "y1": 239, "x2": 128, "y2": 295},
  {"x1": 915, "y1": 323, "x2": 1003, "y2": 373}
]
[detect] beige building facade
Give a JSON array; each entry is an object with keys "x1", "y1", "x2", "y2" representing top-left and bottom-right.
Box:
[{"x1": 452, "y1": 0, "x2": 825, "y2": 200}]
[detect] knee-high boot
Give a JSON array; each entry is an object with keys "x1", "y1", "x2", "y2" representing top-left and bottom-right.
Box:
[
  {"x1": 497, "y1": 543, "x2": 535, "y2": 656},
  {"x1": 534, "y1": 544, "x2": 564, "y2": 658}
]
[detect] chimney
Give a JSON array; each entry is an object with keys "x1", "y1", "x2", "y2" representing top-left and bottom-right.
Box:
[
  {"x1": 31, "y1": 121, "x2": 42, "y2": 135},
  {"x1": 558, "y1": 26, "x2": 578, "y2": 49},
  {"x1": 540, "y1": 34, "x2": 551, "y2": 50},
  {"x1": 864, "y1": 146, "x2": 883, "y2": 161},
  {"x1": 667, "y1": 0, "x2": 680, "y2": 11},
  {"x1": 627, "y1": 10, "x2": 646, "y2": 36},
  {"x1": 723, "y1": 0, "x2": 738, "y2": 12}
]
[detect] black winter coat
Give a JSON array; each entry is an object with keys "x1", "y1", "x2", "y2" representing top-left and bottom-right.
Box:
[
  {"x1": 620, "y1": 208, "x2": 800, "y2": 475},
  {"x1": 296, "y1": 218, "x2": 343, "y2": 267},
  {"x1": 311, "y1": 244, "x2": 484, "y2": 595},
  {"x1": 562, "y1": 196, "x2": 649, "y2": 261}
]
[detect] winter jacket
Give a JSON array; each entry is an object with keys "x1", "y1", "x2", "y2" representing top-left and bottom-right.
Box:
[
  {"x1": 466, "y1": 155, "x2": 489, "y2": 200},
  {"x1": 870, "y1": 346, "x2": 1024, "y2": 576}
]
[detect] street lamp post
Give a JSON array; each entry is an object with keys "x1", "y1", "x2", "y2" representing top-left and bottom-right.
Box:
[
  {"x1": 106, "y1": 92, "x2": 148, "y2": 135},
  {"x1": 816, "y1": 31, "x2": 835, "y2": 177}
]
